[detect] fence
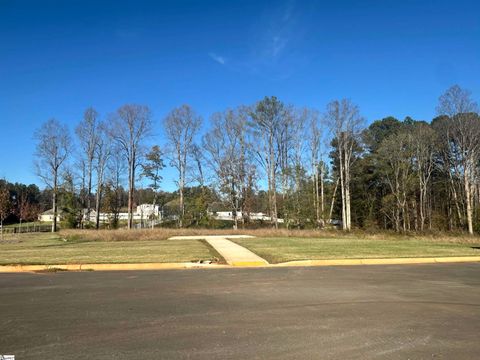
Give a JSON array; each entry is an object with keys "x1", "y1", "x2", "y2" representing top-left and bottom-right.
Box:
[{"x1": 0, "y1": 224, "x2": 52, "y2": 234}]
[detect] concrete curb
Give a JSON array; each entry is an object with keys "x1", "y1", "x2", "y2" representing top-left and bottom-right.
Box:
[
  {"x1": 0, "y1": 262, "x2": 230, "y2": 273},
  {"x1": 1, "y1": 256, "x2": 479, "y2": 273},
  {"x1": 229, "y1": 261, "x2": 270, "y2": 267},
  {"x1": 273, "y1": 256, "x2": 480, "y2": 267}
]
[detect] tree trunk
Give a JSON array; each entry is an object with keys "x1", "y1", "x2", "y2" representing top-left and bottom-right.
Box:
[
  {"x1": 269, "y1": 133, "x2": 278, "y2": 229},
  {"x1": 127, "y1": 158, "x2": 134, "y2": 230},
  {"x1": 419, "y1": 175, "x2": 425, "y2": 231},
  {"x1": 151, "y1": 191, "x2": 157, "y2": 229},
  {"x1": 95, "y1": 181, "x2": 102, "y2": 230},
  {"x1": 329, "y1": 178, "x2": 339, "y2": 223},
  {"x1": 449, "y1": 171, "x2": 464, "y2": 228},
  {"x1": 412, "y1": 199, "x2": 418, "y2": 231},
  {"x1": 179, "y1": 184, "x2": 184, "y2": 228},
  {"x1": 86, "y1": 162, "x2": 92, "y2": 226},
  {"x1": 233, "y1": 209, "x2": 238, "y2": 230},
  {"x1": 465, "y1": 169, "x2": 474, "y2": 235},
  {"x1": 345, "y1": 187, "x2": 351, "y2": 230},
  {"x1": 320, "y1": 165, "x2": 325, "y2": 227},
  {"x1": 344, "y1": 153, "x2": 351, "y2": 231},
  {"x1": 338, "y1": 146, "x2": 347, "y2": 231},
  {"x1": 312, "y1": 169, "x2": 317, "y2": 225},
  {"x1": 52, "y1": 170, "x2": 58, "y2": 233}
]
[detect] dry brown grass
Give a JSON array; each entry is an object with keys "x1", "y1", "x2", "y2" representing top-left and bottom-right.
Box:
[
  {"x1": 60, "y1": 228, "x2": 480, "y2": 244},
  {"x1": 61, "y1": 228, "x2": 356, "y2": 242}
]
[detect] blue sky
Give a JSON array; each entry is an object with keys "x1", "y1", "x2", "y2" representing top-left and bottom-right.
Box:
[{"x1": 1, "y1": 0, "x2": 479, "y2": 190}]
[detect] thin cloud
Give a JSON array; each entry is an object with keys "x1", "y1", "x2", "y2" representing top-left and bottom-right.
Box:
[
  {"x1": 208, "y1": 52, "x2": 226, "y2": 65},
  {"x1": 206, "y1": 1, "x2": 311, "y2": 80},
  {"x1": 249, "y1": 0, "x2": 302, "y2": 64},
  {"x1": 271, "y1": 36, "x2": 288, "y2": 58}
]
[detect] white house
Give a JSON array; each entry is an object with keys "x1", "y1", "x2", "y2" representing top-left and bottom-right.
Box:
[
  {"x1": 38, "y1": 209, "x2": 63, "y2": 222},
  {"x1": 38, "y1": 204, "x2": 162, "y2": 224},
  {"x1": 136, "y1": 204, "x2": 160, "y2": 219},
  {"x1": 81, "y1": 204, "x2": 161, "y2": 223},
  {"x1": 210, "y1": 210, "x2": 284, "y2": 223}
]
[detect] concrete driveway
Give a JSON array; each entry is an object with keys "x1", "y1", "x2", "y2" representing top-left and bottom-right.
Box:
[{"x1": 1, "y1": 263, "x2": 479, "y2": 359}]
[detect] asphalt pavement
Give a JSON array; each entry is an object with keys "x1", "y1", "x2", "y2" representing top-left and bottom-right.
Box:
[{"x1": 1, "y1": 263, "x2": 479, "y2": 359}]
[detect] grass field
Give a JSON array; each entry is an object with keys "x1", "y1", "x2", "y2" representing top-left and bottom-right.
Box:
[
  {"x1": 1, "y1": 230, "x2": 480, "y2": 266},
  {"x1": 60, "y1": 227, "x2": 480, "y2": 243},
  {"x1": 233, "y1": 237, "x2": 480, "y2": 263},
  {"x1": 0, "y1": 233, "x2": 220, "y2": 265}
]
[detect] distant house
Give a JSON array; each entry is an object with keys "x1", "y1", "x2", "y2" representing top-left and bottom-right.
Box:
[
  {"x1": 80, "y1": 204, "x2": 161, "y2": 223},
  {"x1": 38, "y1": 209, "x2": 63, "y2": 222},
  {"x1": 209, "y1": 210, "x2": 284, "y2": 223},
  {"x1": 136, "y1": 204, "x2": 160, "y2": 219},
  {"x1": 38, "y1": 204, "x2": 162, "y2": 224}
]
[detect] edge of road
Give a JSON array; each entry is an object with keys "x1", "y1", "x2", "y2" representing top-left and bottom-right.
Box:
[{"x1": 1, "y1": 255, "x2": 480, "y2": 272}]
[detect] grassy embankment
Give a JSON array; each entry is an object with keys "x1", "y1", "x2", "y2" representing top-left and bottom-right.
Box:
[
  {"x1": 0, "y1": 232, "x2": 221, "y2": 265},
  {"x1": 0, "y1": 228, "x2": 479, "y2": 265},
  {"x1": 232, "y1": 236, "x2": 480, "y2": 263}
]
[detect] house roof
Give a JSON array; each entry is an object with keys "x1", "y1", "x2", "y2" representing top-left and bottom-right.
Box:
[{"x1": 41, "y1": 209, "x2": 64, "y2": 215}]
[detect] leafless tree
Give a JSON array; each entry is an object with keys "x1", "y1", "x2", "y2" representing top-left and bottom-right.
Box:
[
  {"x1": 17, "y1": 192, "x2": 35, "y2": 230},
  {"x1": 203, "y1": 107, "x2": 253, "y2": 229},
  {"x1": 275, "y1": 106, "x2": 295, "y2": 211},
  {"x1": 325, "y1": 99, "x2": 364, "y2": 231},
  {"x1": 104, "y1": 146, "x2": 126, "y2": 228},
  {"x1": 34, "y1": 119, "x2": 71, "y2": 232},
  {"x1": 378, "y1": 132, "x2": 416, "y2": 232},
  {"x1": 411, "y1": 123, "x2": 437, "y2": 231},
  {"x1": 250, "y1": 96, "x2": 287, "y2": 228},
  {"x1": 93, "y1": 121, "x2": 112, "y2": 229},
  {"x1": 433, "y1": 115, "x2": 465, "y2": 229},
  {"x1": 287, "y1": 108, "x2": 308, "y2": 227},
  {"x1": 163, "y1": 104, "x2": 202, "y2": 227},
  {"x1": 109, "y1": 104, "x2": 152, "y2": 229},
  {"x1": 436, "y1": 85, "x2": 480, "y2": 235},
  {"x1": 75, "y1": 108, "x2": 99, "y2": 226},
  {"x1": 308, "y1": 109, "x2": 326, "y2": 226},
  {"x1": 191, "y1": 144, "x2": 205, "y2": 187}
]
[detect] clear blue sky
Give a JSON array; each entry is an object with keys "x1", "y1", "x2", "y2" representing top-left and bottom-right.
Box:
[{"x1": 1, "y1": 0, "x2": 479, "y2": 190}]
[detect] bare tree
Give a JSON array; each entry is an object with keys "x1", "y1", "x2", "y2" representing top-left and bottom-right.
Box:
[
  {"x1": 287, "y1": 108, "x2": 308, "y2": 227},
  {"x1": 411, "y1": 123, "x2": 437, "y2": 231},
  {"x1": 275, "y1": 106, "x2": 295, "y2": 217},
  {"x1": 18, "y1": 197, "x2": 40, "y2": 231},
  {"x1": 191, "y1": 144, "x2": 206, "y2": 187},
  {"x1": 34, "y1": 119, "x2": 71, "y2": 232},
  {"x1": 75, "y1": 108, "x2": 99, "y2": 227},
  {"x1": 203, "y1": 107, "x2": 252, "y2": 229},
  {"x1": 436, "y1": 85, "x2": 479, "y2": 235},
  {"x1": 104, "y1": 147, "x2": 125, "y2": 228},
  {"x1": 109, "y1": 104, "x2": 152, "y2": 229},
  {"x1": 326, "y1": 99, "x2": 364, "y2": 231},
  {"x1": 433, "y1": 115, "x2": 465, "y2": 229},
  {"x1": 378, "y1": 132, "x2": 416, "y2": 232},
  {"x1": 308, "y1": 109, "x2": 326, "y2": 226},
  {"x1": 163, "y1": 105, "x2": 201, "y2": 227},
  {"x1": 250, "y1": 96, "x2": 287, "y2": 228},
  {"x1": 93, "y1": 121, "x2": 112, "y2": 229},
  {"x1": 17, "y1": 192, "x2": 35, "y2": 230}
]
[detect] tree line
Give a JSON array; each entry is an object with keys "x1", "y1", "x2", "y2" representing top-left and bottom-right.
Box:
[{"x1": 1, "y1": 84, "x2": 478, "y2": 234}]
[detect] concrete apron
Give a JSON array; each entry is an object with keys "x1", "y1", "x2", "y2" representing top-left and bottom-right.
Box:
[{"x1": 169, "y1": 235, "x2": 269, "y2": 267}]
